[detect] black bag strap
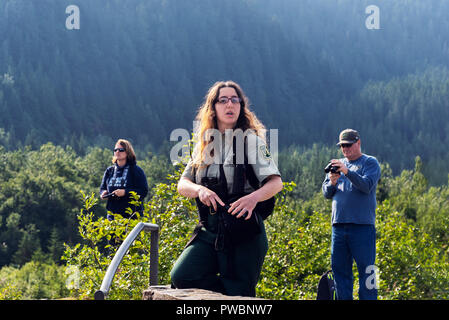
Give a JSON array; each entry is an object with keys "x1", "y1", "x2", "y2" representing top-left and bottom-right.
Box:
[
  {"x1": 231, "y1": 136, "x2": 245, "y2": 195},
  {"x1": 234, "y1": 136, "x2": 276, "y2": 220},
  {"x1": 230, "y1": 135, "x2": 261, "y2": 193}
]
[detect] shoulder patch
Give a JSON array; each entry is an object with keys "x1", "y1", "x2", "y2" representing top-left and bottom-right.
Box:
[{"x1": 259, "y1": 144, "x2": 272, "y2": 160}]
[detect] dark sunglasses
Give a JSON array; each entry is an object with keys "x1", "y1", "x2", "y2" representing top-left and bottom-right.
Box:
[
  {"x1": 340, "y1": 143, "x2": 353, "y2": 148},
  {"x1": 113, "y1": 147, "x2": 126, "y2": 153}
]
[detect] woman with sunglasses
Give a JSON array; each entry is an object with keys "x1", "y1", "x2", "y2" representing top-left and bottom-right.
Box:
[
  {"x1": 99, "y1": 139, "x2": 148, "y2": 220},
  {"x1": 170, "y1": 81, "x2": 283, "y2": 297}
]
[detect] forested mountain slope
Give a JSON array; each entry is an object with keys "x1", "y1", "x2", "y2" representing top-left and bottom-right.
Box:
[{"x1": 1, "y1": 0, "x2": 449, "y2": 177}]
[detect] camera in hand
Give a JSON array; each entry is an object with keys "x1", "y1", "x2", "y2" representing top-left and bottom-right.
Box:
[
  {"x1": 223, "y1": 204, "x2": 249, "y2": 218},
  {"x1": 200, "y1": 177, "x2": 248, "y2": 218},
  {"x1": 324, "y1": 162, "x2": 340, "y2": 174},
  {"x1": 103, "y1": 192, "x2": 115, "y2": 198}
]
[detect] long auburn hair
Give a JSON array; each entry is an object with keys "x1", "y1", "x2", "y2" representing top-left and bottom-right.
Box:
[{"x1": 192, "y1": 81, "x2": 265, "y2": 168}]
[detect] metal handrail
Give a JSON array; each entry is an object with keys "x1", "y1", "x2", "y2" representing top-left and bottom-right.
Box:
[{"x1": 94, "y1": 222, "x2": 159, "y2": 300}]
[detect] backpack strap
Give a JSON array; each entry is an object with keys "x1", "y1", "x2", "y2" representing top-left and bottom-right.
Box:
[
  {"x1": 231, "y1": 136, "x2": 245, "y2": 195},
  {"x1": 233, "y1": 136, "x2": 275, "y2": 220}
]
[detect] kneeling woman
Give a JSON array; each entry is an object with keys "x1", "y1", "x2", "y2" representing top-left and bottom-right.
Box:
[{"x1": 170, "y1": 81, "x2": 283, "y2": 297}]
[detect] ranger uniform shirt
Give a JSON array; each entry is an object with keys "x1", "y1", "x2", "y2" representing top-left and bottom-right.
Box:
[{"x1": 182, "y1": 132, "x2": 280, "y2": 194}]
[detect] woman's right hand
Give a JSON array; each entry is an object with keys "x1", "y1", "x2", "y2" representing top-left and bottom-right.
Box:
[
  {"x1": 197, "y1": 185, "x2": 225, "y2": 212},
  {"x1": 100, "y1": 190, "x2": 109, "y2": 199},
  {"x1": 177, "y1": 177, "x2": 225, "y2": 211}
]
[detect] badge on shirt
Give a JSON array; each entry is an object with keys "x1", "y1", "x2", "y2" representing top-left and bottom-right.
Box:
[{"x1": 259, "y1": 145, "x2": 272, "y2": 161}]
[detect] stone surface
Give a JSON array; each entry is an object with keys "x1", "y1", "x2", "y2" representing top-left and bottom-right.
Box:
[{"x1": 142, "y1": 285, "x2": 264, "y2": 300}]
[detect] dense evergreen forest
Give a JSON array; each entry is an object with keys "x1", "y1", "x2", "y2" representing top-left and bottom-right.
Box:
[
  {"x1": 1, "y1": 0, "x2": 449, "y2": 181},
  {"x1": 1, "y1": 0, "x2": 449, "y2": 299}
]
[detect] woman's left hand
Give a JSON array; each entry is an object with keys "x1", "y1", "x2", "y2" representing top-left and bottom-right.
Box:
[
  {"x1": 112, "y1": 189, "x2": 126, "y2": 197},
  {"x1": 228, "y1": 193, "x2": 259, "y2": 220}
]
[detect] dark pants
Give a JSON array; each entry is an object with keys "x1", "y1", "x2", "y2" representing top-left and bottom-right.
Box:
[
  {"x1": 170, "y1": 221, "x2": 268, "y2": 297},
  {"x1": 331, "y1": 223, "x2": 377, "y2": 300}
]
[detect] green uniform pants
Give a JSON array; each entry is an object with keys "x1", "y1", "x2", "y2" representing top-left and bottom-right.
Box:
[{"x1": 170, "y1": 219, "x2": 268, "y2": 297}]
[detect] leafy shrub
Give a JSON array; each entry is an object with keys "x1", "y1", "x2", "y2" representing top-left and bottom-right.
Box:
[
  {"x1": 258, "y1": 182, "x2": 331, "y2": 299},
  {"x1": 0, "y1": 261, "x2": 69, "y2": 299},
  {"x1": 62, "y1": 164, "x2": 449, "y2": 300},
  {"x1": 62, "y1": 171, "x2": 197, "y2": 300},
  {"x1": 376, "y1": 200, "x2": 449, "y2": 299}
]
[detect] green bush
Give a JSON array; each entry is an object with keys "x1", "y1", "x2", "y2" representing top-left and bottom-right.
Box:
[
  {"x1": 62, "y1": 171, "x2": 197, "y2": 300},
  {"x1": 258, "y1": 182, "x2": 331, "y2": 300},
  {"x1": 62, "y1": 164, "x2": 449, "y2": 300},
  {"x1": 376, "y1": 200, "x2": 449, "y2": 299},
  {"x1": 0, "y1": 261, "x2": 69, "y2": 299}
]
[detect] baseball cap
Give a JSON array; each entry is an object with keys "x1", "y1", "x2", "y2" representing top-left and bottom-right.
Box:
[{"x1": 337, "y1": 129, "x2": 360, "y2": 146}]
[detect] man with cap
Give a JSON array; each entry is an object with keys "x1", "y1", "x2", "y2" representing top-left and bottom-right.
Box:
[{"x1": 322, "y1": 129, "x2": 381, "y2": 300}]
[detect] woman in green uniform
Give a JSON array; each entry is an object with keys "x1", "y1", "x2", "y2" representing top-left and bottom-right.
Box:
[{"x1": 170, "y1": 81, "x2": 283, "y2": 297}]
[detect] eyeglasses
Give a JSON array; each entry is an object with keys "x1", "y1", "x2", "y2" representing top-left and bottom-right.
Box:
[
  {"x1": 113, "y1": 148, "x2": 126, "y2": 153},
  {"x1": 340, "y1": 143, "x2": 353, "y2": 148},
  {"x1": 216, "y1": 96, "x2": 241, "y2": 105}
]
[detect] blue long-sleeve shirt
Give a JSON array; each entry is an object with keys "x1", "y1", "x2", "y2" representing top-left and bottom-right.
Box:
[{"x1": 322, "y1": 154, "x2": 381, "y2": 225}]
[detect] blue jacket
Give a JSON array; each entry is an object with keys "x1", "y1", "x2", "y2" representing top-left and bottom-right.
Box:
[
  {"x1": 100, "y1": 160, "x2": 148, "y2": 218},
  {"x1": 322, "y1": 154, "x2": 381, "y2": 225}
]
